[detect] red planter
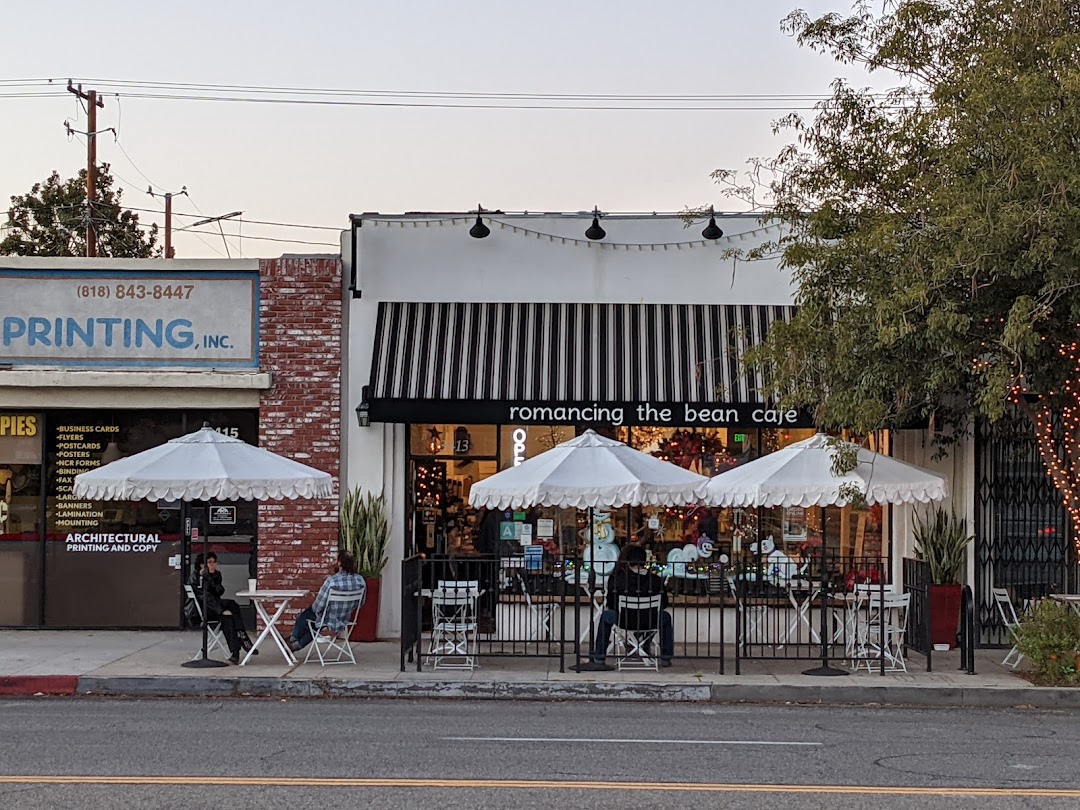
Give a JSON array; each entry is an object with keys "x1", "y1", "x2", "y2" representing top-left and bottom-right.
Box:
[
  {"x1": 350, "y1": 577, "x2": 381, "y2": 642},
  {"x1": 929, "y1": 583, "x2": 962, "y2": 649}
]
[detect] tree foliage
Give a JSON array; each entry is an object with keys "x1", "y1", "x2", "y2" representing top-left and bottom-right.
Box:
[
  {"x1": 1, "y1": 164, "x2": 159, "y2": 257},
  {"x1": 736, "y1": 0, "x2": 1080, "y2": 542}
]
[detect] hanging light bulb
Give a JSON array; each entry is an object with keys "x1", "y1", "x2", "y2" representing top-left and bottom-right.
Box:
[
  {"x1": 701, "y1": 206, "x2": 724, "y2": 240},
  {"x1": 101, "y1": 441, "x2": 123, "y2": 464},
  {"x1": 469, "y1": 204, "x2": 490, "y2": 239},
  {"x1": 585, "y1": 206, "x2": 606, "y2": 240}
]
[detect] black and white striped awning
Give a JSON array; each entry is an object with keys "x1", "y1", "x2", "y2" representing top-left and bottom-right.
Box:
[{"x1": 367, "y1": 302, "x2": 797, "y2": 424}]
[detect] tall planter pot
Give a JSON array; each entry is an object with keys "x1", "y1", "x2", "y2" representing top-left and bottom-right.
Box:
[
  {"x1": 350, "y1": 578, "x2": 381, "y2": 642},
  {"x1": 929, "y1": 583, "x2": 962, "y2": 649}
]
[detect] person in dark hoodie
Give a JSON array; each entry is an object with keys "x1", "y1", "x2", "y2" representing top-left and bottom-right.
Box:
[
  {"x1": 578, "y1": 544, "x2": 674, "y2": 671},
  {"x1": 190, "y1": 552, "x2": 256, "y2": 664}
]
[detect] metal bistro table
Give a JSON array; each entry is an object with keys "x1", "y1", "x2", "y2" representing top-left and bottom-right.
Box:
[{"x1": 236, "y1": 589, "x2": 307, "y2": 666}]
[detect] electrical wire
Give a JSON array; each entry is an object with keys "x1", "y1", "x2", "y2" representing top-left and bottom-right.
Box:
[{"x1": 0, "y1": 77, "x2": 917, "y2": 111}]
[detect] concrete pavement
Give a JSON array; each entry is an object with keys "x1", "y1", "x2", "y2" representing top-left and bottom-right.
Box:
[{"x1": 1, "y1": 629, "x2": 1073, "y2": 708}]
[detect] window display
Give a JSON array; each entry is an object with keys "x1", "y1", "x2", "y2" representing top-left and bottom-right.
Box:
[
  {"x1": 406, "y1": 423, "x2": 891, "y2": 580},
  {"x1": 0, "y1": 412, "x2": 43, "y2": 626}
]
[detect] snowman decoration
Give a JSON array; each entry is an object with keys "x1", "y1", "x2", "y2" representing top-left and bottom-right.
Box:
[
  {"x1": 749, "y1": 535, "x2": 806, "y2": 585},
  {"x1": 565, "y1": 511, "x2": 619, "y2": 588}
]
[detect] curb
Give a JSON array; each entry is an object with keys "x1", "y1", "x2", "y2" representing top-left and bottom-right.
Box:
[
  {"x1": 0, "y1": 675, "x2": 78, "y2": 696},
  {"x1": 68, "y1": 675, "x2": 1080, "y2": 709}
]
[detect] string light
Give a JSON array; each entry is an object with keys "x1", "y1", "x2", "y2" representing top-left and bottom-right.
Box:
[{"x1": 362, "y1": 214, "x2": 782, "y2": 249}]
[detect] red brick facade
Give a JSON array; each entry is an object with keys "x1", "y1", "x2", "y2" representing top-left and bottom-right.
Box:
[{"x1": 256, "y1": 257, "x2": 342, "y2": 611}]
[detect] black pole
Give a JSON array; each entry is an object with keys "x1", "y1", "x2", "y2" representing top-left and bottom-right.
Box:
[
  {"x1": 803, "y1": 504, "x2": 848, "y2": 676},
  {"x1": 182, "y1": 501, "x2": 227, "y2": 668}
]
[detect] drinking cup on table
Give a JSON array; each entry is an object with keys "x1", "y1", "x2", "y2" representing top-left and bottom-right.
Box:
[{"x1": 248, "y1": 578, "x2": 258, "y2": 593}]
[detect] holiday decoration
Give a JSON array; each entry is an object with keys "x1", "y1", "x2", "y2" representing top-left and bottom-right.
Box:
[
  {"x1": 650, "y1": 429, "x2": 737, "y2": 475},
  {"x1": 426, "y1": 426, "x2": 445, "y2": 455}
]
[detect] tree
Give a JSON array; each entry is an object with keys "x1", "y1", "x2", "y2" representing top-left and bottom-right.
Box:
[
  {"x1": 1, "y1": 164, "x2": 159, "y2": 257},
  {"x1": 737, "y1": 1, "x2": 1080, "y2": 550}
]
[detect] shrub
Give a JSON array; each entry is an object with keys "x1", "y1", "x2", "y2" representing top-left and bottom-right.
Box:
[{"x1": 1015, "y1": 599, "x2": 1080, "y2": 685}]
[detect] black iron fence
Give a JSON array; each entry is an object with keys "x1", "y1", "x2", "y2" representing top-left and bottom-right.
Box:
[
  {"x1": 400, "y1": 554, "x2": 424, "y2": 672},
  {"x1": 733, "y1": 553, "x2": 888, "y2": 675},
  {"x1": 401, "y1": 552, "x2": 923, "y2": 675},
  {"x1": 902, "y1": 557, "x2": 933, "y2": 672}
]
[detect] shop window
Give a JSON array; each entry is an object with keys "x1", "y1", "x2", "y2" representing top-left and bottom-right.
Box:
[
  {"x1": 0, "y1": 412, "x2": 43, "y2": 627},
  {"x1": 42, "y1": 409, "x2": 258, "y2": 628},
  {"x1": 410, "y1": 424, "x2": 497, "y2": 457},
  {"x1": 498, "y1": 425, "x2": 574, "y2": 470}
]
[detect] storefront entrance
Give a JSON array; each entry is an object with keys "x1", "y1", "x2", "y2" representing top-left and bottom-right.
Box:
[{"x1": 0, "y1": 408, "x2": 258, "y2": 628}]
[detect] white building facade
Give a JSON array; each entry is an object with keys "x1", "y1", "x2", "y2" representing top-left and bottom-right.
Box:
[{"x1": 340, "y1": 211, "x2": 978, "y2": 639}]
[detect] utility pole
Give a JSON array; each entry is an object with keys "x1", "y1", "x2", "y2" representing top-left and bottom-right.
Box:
[
  {"x1": 67, "y1": 82, "x2": 105, "y2": 257},
  {"x1": 149, "y1": 186, "x2": 187, "y2": 258},
  {"x1": 186, "y1": 211, "x2": 243, "y2": 258}
]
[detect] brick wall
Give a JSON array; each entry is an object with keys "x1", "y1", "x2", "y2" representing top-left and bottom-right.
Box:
[{"x1": 257, "y1": 257, "x2": 342, "y2": 617}]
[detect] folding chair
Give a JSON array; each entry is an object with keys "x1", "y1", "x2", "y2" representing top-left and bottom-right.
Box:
[
  {"x1": 303, "y1": 588, "x2": 366, "y2": 666},
  {"x1": 429, "y1": 580, "x2": 479, "y2": 670},
  {"x1": 517, "y1": 573, "x2": 557, "y2": 642},
  {"x1": 992, "y1": 587, "x2": 1024, "y2": 669},
  {"x1": 856, "y1": 592, "x2": 910, "y2": 673},
  {"x1": 613, "y1": 593, "x2": 664, "y2": 671},
  {"x1": 184, "y1": 584, "x2": 229, "y2": 660}
]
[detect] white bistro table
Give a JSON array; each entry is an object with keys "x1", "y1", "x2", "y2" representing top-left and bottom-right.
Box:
[
  {"x1": 236, "y1": 589, "x2": 307, "y2": 666},
  {"x1": 1050, "y1": 594, "x2": 1080, "y2": 617}
]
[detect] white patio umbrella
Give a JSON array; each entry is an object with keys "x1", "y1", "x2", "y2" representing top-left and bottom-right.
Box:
[
  {"x1": 73, "y1": 423, "x2": 334, "y2": 668},
  {"x1": 72, "y1": 424, "x2": 333, "y2": 502},
  {"x1": 704, "y1": 432, "x2": 948, "y2": 677},
  {"x1": 468, "y1": 429, "x2": 708, "y2": 671},
  {"x1": 468, "y1": 429, "x2": 709, "y2": 511},
  {"x1": 703, "y1": 433, "x2": 948, "y2": 509}
]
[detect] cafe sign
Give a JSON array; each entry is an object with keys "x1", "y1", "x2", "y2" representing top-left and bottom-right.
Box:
[
  {"x1": 0, "y1": 269, "x2": 259, "y2": 367},
  {"x1": 369, "y1": 398, "x2": 815, "y2": 429}
]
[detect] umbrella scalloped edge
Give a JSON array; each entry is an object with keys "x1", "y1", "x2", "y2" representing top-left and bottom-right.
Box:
[
  {"x1": 72, "y1": 480, "x2": 334, "y2": 502},
  {"x1": 708, "y1": 481, "x2": 949, "y2": 509},
  {"x1": 470, "y1": 482, "x2": 709, "y2": 511}
]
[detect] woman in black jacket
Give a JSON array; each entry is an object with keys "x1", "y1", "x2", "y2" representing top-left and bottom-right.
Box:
[{"x1": 190, "y1": 552, "x2": 255, "y2": 664}]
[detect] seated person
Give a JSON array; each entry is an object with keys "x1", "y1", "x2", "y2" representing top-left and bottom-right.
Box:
[
  {"x1": 288, "y1": 550, "x2": 366, "y2": 652},
  {"x1": 189, "y1": 552, "x2": 256, "y2": 664},
  {"x1": 578, "y1": 545, "x2": 674, "y2": 671}
]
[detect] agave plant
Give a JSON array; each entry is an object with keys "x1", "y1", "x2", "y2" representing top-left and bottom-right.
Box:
[
  {"x1": 340, "y1": 488, "x2": 389, "y2": 579},
  {"x1": 912, "y1": 506, "x2": 972, "y2": 585}
]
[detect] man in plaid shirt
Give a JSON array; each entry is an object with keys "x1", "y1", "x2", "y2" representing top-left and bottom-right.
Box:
[{"x1": 288, "y1": 550, "x2": 367, "y2": 652}]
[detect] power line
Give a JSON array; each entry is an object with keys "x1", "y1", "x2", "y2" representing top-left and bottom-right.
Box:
[{"x1": 1, "y1": 77, "x2": 917, "y2": 111}]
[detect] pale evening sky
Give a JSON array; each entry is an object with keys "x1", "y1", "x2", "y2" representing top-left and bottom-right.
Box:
[{"x1": 0, "y1": 1, "x2": 873, "y2": 258}]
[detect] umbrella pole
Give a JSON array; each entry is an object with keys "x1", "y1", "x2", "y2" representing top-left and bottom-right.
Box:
[
  {"x1": 803, "y1": 504, "x2": 847, "y2": 677},
  {"x1": 183, "y1": 501, "x2": 228, "y2": 668}
]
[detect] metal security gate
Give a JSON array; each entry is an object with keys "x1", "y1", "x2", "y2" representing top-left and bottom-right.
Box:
[{"x1": 975, "y1": 411, "x2": 1079, "y2": 644}]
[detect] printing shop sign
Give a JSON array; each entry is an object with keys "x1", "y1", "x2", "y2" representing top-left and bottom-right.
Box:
[{"x1": 0, "y1": 268, "x2": 259, "y2": 367}]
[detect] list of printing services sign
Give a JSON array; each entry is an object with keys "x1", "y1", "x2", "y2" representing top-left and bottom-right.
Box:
[{"x1": 0, "y1": 270, "x2": 258, "y2": 366}]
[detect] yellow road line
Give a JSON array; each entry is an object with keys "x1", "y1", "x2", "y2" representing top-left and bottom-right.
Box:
[{"x1": 0, "y1": 776, "x2": 1078, "y2": 798}]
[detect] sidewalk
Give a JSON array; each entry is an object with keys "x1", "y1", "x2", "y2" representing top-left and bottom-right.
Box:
[{"x1": 1, "y1": 629, "x2": 1074, "y2": 709}]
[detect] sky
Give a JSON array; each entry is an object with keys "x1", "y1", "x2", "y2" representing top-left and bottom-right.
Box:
[{"x1": 0, "y1": 1, "x2": 874, "y2": 259}]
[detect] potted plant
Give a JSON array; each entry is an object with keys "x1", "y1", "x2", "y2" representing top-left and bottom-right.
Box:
[
  {"x1": 1015, "y1": 599, "x2": 1080, "y2": 685},
  {"x1": 913, "y1": 506, "x2": 972, "y2": 649},
  {"x1": 340, "y1": 487, "x2": 389, "y2": 642}
]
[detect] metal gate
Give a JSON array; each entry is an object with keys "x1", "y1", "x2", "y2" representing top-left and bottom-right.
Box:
[{"x1": 975, "y1": 411, "x2": 1079, "y2": 644}]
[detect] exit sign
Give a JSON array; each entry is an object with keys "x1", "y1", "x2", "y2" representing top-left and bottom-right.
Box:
[{"x1": 734, "y1": 433, "x2": 747, "y2": 443}]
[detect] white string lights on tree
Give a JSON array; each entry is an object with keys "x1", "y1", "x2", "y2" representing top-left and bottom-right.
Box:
[
  {"x1": 361, "y1": 214, "x2": 783, "y2": 250},
  {"x1": 1004, "y1": 332, "x2": 1080, "y2": 561}
]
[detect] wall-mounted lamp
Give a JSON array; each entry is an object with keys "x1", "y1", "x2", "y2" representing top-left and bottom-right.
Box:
[
  {"x1": 585, "y1": 207, "x2": 606, "y2": 241},
  {"x1": 355, "y1": 385, "x2": 371, "y2": 428},
  {"x1": 469, "y1": 204, "x2": 490, "y2": 239},
  {"x1": 701, "y1": 206, "x2": 724, "y2": 240}
]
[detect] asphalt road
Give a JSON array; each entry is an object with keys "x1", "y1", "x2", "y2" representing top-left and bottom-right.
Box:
[{"x1": 1, "y1": 698, "x2": 1079, "y2": 809}]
